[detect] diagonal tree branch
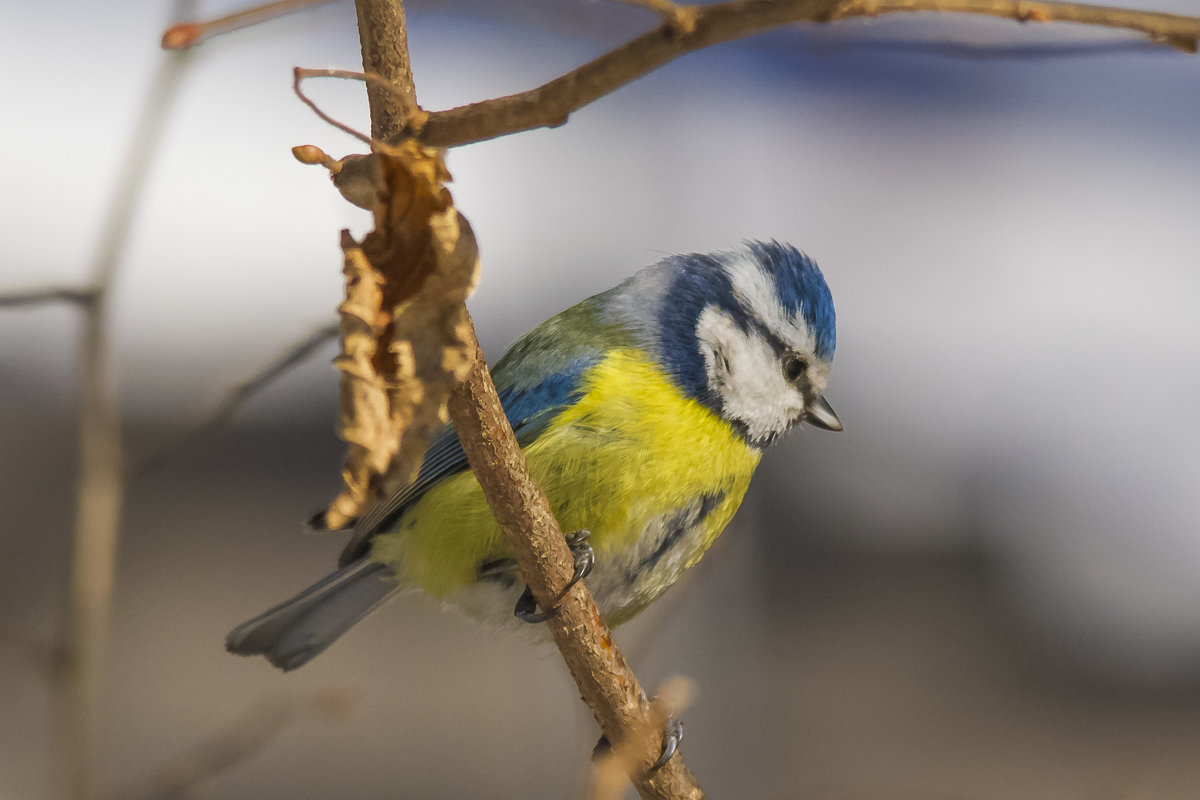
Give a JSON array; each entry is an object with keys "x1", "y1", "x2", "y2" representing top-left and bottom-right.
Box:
[
  {"x1": 134, "y1": 321, "x2": 341, "y2": 473},
  {"x1": 406, "y1": 0, "x2": 1200, "y2": 147},
  {"x1": 352, "y1": 0, "x2": 704, "y2": 796},
  {"x1": 447, "y1": 344, "x2": 704, "y2": 799}
]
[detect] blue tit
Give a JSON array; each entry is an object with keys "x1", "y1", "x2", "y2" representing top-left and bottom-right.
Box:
[{"x1": 227, "y1": 240, "x2": 840, "y2": 670}]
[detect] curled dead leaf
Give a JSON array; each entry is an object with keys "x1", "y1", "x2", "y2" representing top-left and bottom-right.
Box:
[{"x1": 319, "y1": 141, "x2": 480, "y2": 530}]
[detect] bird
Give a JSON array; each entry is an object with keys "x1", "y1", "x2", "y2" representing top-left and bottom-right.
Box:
[{"x1": 227, "y1": 240, "x2": 841, "y2": 672}]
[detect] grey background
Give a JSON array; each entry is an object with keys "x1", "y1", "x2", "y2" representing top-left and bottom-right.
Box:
[{"x1": 3, "y1": 1, "x2": 1200, "y2": 797}]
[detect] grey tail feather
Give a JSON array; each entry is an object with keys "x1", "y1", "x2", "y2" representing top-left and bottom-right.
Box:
[{"x1": 226, "y1": 560, "x2": 399, "y2": 671}]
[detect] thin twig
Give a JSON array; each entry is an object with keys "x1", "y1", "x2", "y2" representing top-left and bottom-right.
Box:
[
  {"x1": 162, "y1": 0, "x2": 337, "y2": 50},
  {"x1": 292, "y1": 67, "x2": 431, "y2": 144},
  {"x1": 848, "y1": 0, "x2": 1200, "y2": 50},
  {"x1": 293, "y1": 67, "x2": 373, "y2": 144},
  {"x1": 806, "y1": 36, "x2": 1159, "y2": 58},
  {"x1": 59, "y1": 3, "x2": 196, "y2": 797},
  {"x1": 410, "y1": 0, "x2": 1200, "y2": 147},
  {"x1": 134, "y1": 321, "x2": 341, "y2": 474},
  {"x1": 0, "y1": 287, "x2": 96, "y2": 308},
  {"x1": 117, "y1": 689, "x2": 358, "y2": 800}
]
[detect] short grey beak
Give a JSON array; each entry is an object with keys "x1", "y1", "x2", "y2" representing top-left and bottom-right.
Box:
[{"x1": 804, "y1": 394, "x2": 843, "y2": 432}]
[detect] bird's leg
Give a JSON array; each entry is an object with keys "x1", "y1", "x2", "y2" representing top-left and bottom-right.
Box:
[
  {"x1": 591, "y1": 714, "x2": 684, "y2": 771},
  {"x1": 513, "y1": 529, "x2": 594, "y2": 623}
]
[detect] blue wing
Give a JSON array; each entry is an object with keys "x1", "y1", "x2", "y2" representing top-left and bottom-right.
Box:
[{"x1": 337, "y1": 353, "x2": 600, "y2": 566}]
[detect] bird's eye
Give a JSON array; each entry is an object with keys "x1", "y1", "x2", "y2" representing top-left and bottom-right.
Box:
[{"x1": 782, "y1": 353, "x2": 808, "y2": 383}]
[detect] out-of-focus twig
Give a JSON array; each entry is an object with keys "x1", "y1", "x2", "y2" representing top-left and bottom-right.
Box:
[
  {"x1": 292, "y1": 67, "x2": 373, "y2": 144},
  {"x1": 134, "y1": 321, "x2": 340, "y2": 474},
  {"x1": 162, "y1": 0, "x2": 337, "y2": 50},
  {"x1": 56, "y1": 4, "x2": 196, "y2": 797},
  {"x1": 117, "y1": 689, "x2": 359, "y2": 800},
  {"x1": 293, "y1": 67, "x2": 431, "y2": 144},
  {"x1": 0, "y1": 287, "x2": 97, "y2": 308}
]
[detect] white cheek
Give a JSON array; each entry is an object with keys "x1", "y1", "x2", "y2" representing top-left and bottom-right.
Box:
[{"x1": 696, "y1": 307, "x2": 806, "y2": 442}]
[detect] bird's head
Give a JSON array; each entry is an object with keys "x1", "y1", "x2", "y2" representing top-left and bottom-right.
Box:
[{"x1": 653, "y1": 240, "x2": 840, "y2": 447}]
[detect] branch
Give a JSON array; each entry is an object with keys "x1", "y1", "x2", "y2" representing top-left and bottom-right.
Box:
[
  {"x1": 134, "y1": 321, "x2": 340, "y2": 473},
  {"x1": 58, "y1": 4, "x2": 196, "y2": 796},
  {"x1": 408, "y1": 0, "x2": 1200, "y2": 147},
  {"x1": 352, "y1": 0, "x2": 704, "y2": 796},
  {"x1": 448, "y1": 344, "x2": 704, "y2": 799},
  {"x1": 353, "y1": 0, "x2": 423, "y2": 142},
  {"x1": 0, "y1": 287, "x2": 96, "y2": 308},
  {"x1": 162, "y1": 0, "x2": 337, "y2": 50},
  {"x1": 858, "y1": 0, "x2": 1200, "y2": 49}
]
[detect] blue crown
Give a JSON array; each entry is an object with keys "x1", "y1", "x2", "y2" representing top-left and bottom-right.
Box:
[{"x1": 745, "y1": 240, "x2": 836, "y2": 361}]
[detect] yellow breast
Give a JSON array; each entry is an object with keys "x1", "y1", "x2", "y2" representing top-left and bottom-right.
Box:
[{"x1": 371, "y1": 348, "x2": 762, "y2": 601}]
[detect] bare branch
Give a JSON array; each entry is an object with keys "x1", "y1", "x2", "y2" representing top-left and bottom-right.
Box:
[
  {"x1": 293, "y1": 67, "x2": 373, "y2": 144},
  {"x1": 353, "y1": 0, "x2": 423, "y2": 141},
  {"x1": 448, "y1": 345, "x2": 705, "y2": 800},
  {"x1": 0, "y1": 287, "x2": 96, "y2": 308},
  {"x1": 117, "y1": 689, "x2": 358, "y2": 800},
  {"x1": 161, "y1": 0, "x2": 336, "y2": 50},
  {"x1": 807, "y1": 36, "x2": 1160, "y2": 58},
  {"x1": 350, "y1": 0, "x2": 705, "y2": 795},
  {"x1": 854, "y1": 0, "x2": 1200, "y2": 51},
  {"x1": 134, "y1": 321, "x2": 340, "y2": 474},
  {"x1": 59, "y1": 3, "x2": 197, "y2": 796},
  {"x1": 292, "y1": 67, "x2": 431, "y2": 145},
  {"x1": 411, "y1": 0, "x2": 1200, "y2": 147}
]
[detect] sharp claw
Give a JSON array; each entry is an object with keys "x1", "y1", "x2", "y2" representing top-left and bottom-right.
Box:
[
  {"x1": 512, "y1": 530, "x2": 594, "y2": 624},
  {"x1": 651, "y1": 717, "x2": 683, "y2": 771},
  {"x1": 567, "y1": 537, "x2": 595, "y2": 588},
  {"x1": 591, "y1": 717, "x2": 683, "y2": 772}
]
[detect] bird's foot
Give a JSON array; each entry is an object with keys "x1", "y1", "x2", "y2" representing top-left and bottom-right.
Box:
[
  {"x1": 514, "y1": 529, "x2": 593, "y2": 623},
  {"x1": 591, "y1": 715, "x2": 684, "y2": 772},
  {"x1": 654, "y1": 717, "x2": 683, "y2": 769}
]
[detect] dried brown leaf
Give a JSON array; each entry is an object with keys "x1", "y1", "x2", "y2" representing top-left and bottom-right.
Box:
[{"x1": 321, "y1": 141, "x2": 479, "y2": 530}]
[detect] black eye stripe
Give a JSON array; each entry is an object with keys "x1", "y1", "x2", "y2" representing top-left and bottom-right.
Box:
[{"x1": 745, "y1": 317, "x2": 791, "y2": 357}]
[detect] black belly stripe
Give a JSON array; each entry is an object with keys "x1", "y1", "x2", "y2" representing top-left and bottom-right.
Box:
[{"x1": 636, "y1": 490, "x2": 726, "y2": 574}]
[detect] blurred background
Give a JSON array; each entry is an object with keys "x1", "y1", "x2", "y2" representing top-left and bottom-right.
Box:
[{"x1": 3, "y1": 0, "x2": 1200, "y2": 797}]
